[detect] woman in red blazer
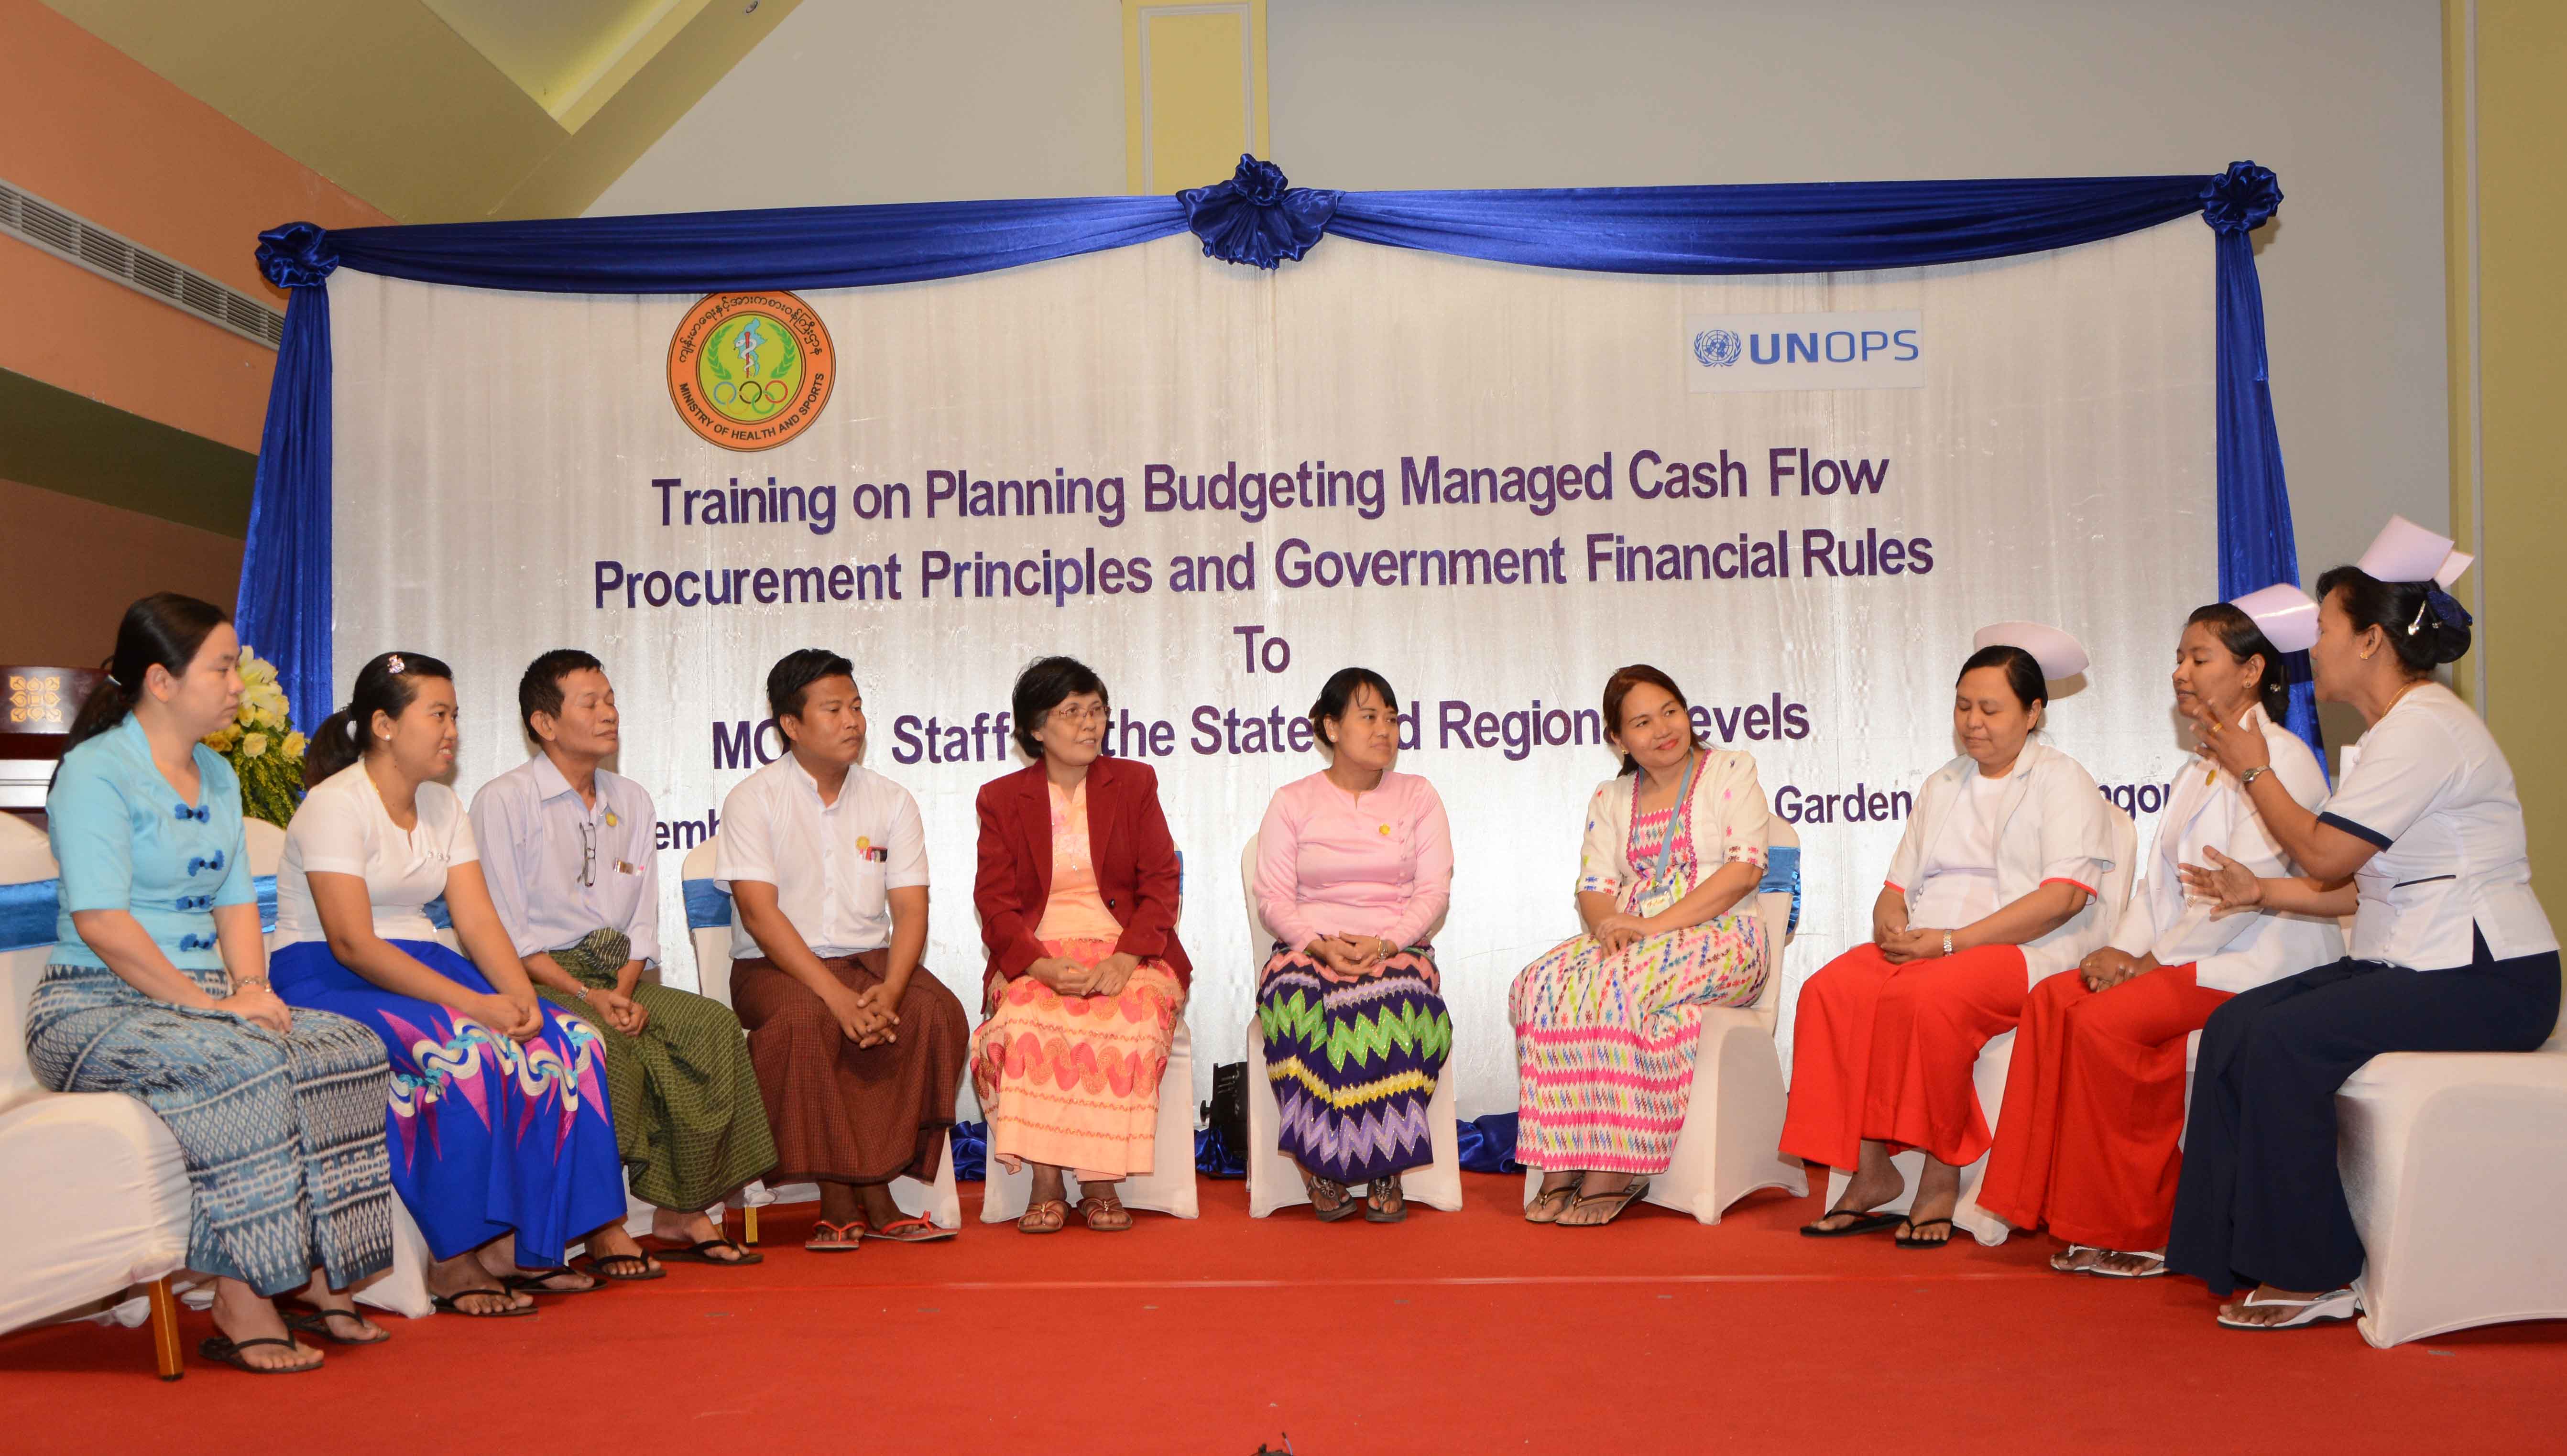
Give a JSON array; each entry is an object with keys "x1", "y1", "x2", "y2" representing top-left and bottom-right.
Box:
[{"x1": 971, "y1": 656, "x2": 1191, "y2": 1233}]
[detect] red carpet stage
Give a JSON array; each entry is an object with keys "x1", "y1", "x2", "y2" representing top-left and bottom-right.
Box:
[{"x1": 6, "y1": 1175, "x2": 2560, "y2": 1453}]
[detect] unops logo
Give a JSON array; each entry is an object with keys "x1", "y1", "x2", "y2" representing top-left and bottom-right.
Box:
[
  {"x1": 1693, "y1": 328, "x2": 1743, "y2": 368},
  {"x1": 1684, "y1": 309, "x2": 1925, "y2": 394},
  {"x1": 667, "y1": 291, "x2": 836, "y2": 450}
]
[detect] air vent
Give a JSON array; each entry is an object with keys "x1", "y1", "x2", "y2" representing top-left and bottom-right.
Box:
[{"x1": 0, "y1": 178, "x2": 285, "y2": 350}]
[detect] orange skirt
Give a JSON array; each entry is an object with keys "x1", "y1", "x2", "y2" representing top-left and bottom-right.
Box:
[{"x1": 970, "y1": 938, "x2": 1183, "y2": 1182}]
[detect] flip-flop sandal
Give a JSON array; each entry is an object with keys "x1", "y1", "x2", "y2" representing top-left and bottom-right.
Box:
[
  {"x1": 805, "y1": 1219, "x2": 863, "y2": 1252},
  {"x1": 577, "y1": 1252, "x2": 666, "y2": 1282},
  {"x1": 198, "y1": 1335, "x2": 319, "y2": 1374},
  {"x1": 1308, "y1": 1178, "x2": 1360, "y2": 1223},
  {"x1": 865, "y1": 1216, "x2": 958, "y2": 1243},
  {"x1": 429, "y1": 1287, "x2": 535, "y2": 1318},
  {"x1": 504, "y1": 1266, "x2": 605, "y2": 1294},
  {"x1": 2217, "y1": 1287, "x2": 2358, "y2": 1330},
  {"x1": 1524, "y1": 1184, "x2": 1579, "y2": 1224},
  {"x1": 281, "y1": 1304, "x2": 391, "y2": 1346},
  {"x1": 1802, "y1": 1208, "x2": 1904, "y2": 1239},
  {"x1": 1016, "y1": 1199, "x2": 1070, "y2": 1235},
  {"x1": 1363, "y1": 1176, "x2": 1408, "y2": 1224},
  {"x1": 1080, "y1": 1197, "x2": 1134, "y2": 1233},
  {"x1": 1560, "y1": 1178, "x2": 1650, "y2": 1227},
  {"x1": 1895, "y1": 1217, "x2": 1957, "y2": 1249},
  {"x1": 654, "y1": 1238, "x2": 765, "y2": 1267},
  {"x1": 2088, "y1": 1251, "x2": 2170, "y2": 1279},
  {"x1": 2050, "y1": 1244, "x2": 2105, "y2": 1272}
]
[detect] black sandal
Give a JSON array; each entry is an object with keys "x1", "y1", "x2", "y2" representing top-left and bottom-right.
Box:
[
  {"x1": 198, "y1": 1335, "x2": 319, "y2": 1374},
  {"x1": 1307, "y1": 1176, "x2": 1360, "y2": 1223},
  {"x1": 1800, "y1": 1207, "x2": 1904, "y2": 1238},
  {"x1": 654, "y1": 1238, "x2": 765, "y2": 1267},
  {"x1": 1896, "y1": 1217, "x2": 1957, "y2": 1249},
  {"x1": 503, "y1": 1266, "x2": 604, "y2": 1295},
  {"x1": 429, "y1": 1287, "x2": 535, "y2": 1318},
  {"x1": 577, "y1": 1252, "x2": 665, "y2": 1282},
  {"x1": 281, "y1": 1303, "x2": 390, "y2": 1345},
  {"x1": 1363, "y1": 1173, "x2": 1408, "y2": 1224}
]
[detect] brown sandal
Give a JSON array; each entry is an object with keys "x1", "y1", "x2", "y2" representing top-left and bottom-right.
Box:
[
  {"x1": 1363, "y1": 1172, "x2": 1408, "y2": 1224},
  {"x1": 1080, "y1": 1192, "x2": 1134, "y2": 1233},
  {"x1": 1524, "y1": 1181, "x2": 1578, "y2": 1224},
  {"x1": 1017, "y1": 1198, "x2": 1070, "y2": 1235}
]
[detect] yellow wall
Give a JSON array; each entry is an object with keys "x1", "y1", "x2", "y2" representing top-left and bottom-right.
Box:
[
  {"x1": 2447, "y1": 0, "x2": 2567, "y2": 926},
  {"x1": 1124, "y1": 0, "x2": 1268, "y2": 194}
]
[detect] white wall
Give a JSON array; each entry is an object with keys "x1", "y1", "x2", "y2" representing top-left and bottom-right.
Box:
[
  {"x1": 600, "y1": 0, "x2": 2447, "y2": 591},
  {"x1": 587, "y1": 0, "x2": 1126, "y2": 213},
  {"x1": 1267, "y1": 0, "x2": 2447, "y2": 590}
]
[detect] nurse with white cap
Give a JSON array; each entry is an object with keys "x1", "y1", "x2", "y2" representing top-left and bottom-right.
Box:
[
  {"x1": 1977, "y1": 591, "x2": 2341, "y2": 1278},
  {"x1": 1782, "y1": 623, "x2": 2119, "y2": 1247},
  {"x1": 2175, "y1": 517, "x2": 2559, "y2": 1329}
]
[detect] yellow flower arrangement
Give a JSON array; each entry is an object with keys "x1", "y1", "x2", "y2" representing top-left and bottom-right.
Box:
[{"x1": 203, "y1": 648, "x2": 306, "y2": 826}]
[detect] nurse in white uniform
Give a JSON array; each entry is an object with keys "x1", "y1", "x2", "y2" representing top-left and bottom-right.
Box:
[
  {"x1": 1782, "y1": 623, "x2": 2120, "y2": 1247},
  {"x1": 2176, "y1": 518, "x2": 2560, "y2": 1329},
  {"x1": 1977, "y1": 592, "x2": 2342, "y2": 1277}
]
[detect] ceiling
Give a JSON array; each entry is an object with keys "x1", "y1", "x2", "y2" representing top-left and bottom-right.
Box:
[{"x1": 39, "y1": 0, "x2": 801, "y2": 223}]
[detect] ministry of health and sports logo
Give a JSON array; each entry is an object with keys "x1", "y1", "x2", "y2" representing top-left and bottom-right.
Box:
[
  {"x1": 666, "y1": 291, "x2": 836, "y2": 450},
  {"x1": 1692, "y1": 327, "x2": 1743, "y2": 368}
]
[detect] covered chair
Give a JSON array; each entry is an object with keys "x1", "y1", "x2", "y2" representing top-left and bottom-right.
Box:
[{"x1": 0, "y1": 813, "x2": 191, "y2": 1377}]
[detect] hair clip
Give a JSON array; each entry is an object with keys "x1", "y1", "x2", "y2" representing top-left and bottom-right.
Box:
[{"x1": 385, "y1": 653, "x2": 407, "y2": 674}]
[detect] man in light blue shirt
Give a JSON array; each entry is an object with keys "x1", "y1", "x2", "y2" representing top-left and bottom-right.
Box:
[{"x1": 470, "y1": 650, "x2": 776, "y2": 1271}]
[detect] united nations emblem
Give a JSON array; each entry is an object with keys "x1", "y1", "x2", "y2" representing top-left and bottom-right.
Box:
[
  {"x1": 1693, "y1": 328, "x2": 1743, "y2": 368},
  {"x1": 666, "y1": 291, "x2": 836, "y2": 451}
]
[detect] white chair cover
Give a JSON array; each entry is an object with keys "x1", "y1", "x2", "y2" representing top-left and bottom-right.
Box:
[
  {"x1": 1828, "y1": 803, "x2": 2139, "y2": 1246},
  {"x1": 0, "y1": 815, "x2": 193, "y2": 1337},
  {"x1": 1518, "y1": 819, "x2": 1813, "y2": 1221},
  {"x1": 2339, "y1": 1028, "x2": 2567, "y2": 1346},
  {"x1": 1240, "y1": 835, "x2": 1464, "y2": 1217}
]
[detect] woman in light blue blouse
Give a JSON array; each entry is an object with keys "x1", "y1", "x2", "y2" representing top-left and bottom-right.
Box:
[{"x1": 28, "y1": 595, "x2": 396, "y2": 1374}]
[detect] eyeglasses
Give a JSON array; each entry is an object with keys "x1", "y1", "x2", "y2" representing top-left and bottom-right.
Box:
[{"x1": 577, "y1": 821, "x2": 596, "y2": 888}]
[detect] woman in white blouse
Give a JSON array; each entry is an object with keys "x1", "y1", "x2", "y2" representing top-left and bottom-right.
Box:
[
  {"x1": 1978, "y1": 596, "x2": 2341, "y2": 1277},
  {"x1": 2178, "y1": 522, "x2": 2558, "y2": 1330},
  {"x1": 1782, "y1": 625, "x2": 2119, "y2": 1248},
  {"x1": 269, "y1": 652, "x2": 629, "y2": 1317}
]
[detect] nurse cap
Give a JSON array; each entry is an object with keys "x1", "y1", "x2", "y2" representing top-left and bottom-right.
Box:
[
  {"x1": 1974, "y1": 621, "x2": 2089, "y2": 682},
  {"x1": 2355, "y1": 515, "x2": 2473, "y2": 589},
  {"x1": 2230, "y1": 583, "x2": 2320, "y2": 654}
]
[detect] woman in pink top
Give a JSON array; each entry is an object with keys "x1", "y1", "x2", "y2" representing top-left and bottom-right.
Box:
[{"x1": 1254, "y1": 668, "x2": 1454, "y2": 1222}]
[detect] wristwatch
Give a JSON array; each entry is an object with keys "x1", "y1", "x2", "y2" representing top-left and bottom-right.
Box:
[
  {"x1": 2239, "y1": 766, "x2": 2269, "y2": 789},
  {"x1": 1941, "y1": 932, "x2": 1954, "y2": 958}
]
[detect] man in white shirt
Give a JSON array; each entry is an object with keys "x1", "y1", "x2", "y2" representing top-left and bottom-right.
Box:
[
  {"x1": 716, "y1": 649, "x2": 966, "y2": 1250},
  {"x1": 471, "y1": 650, "x2": 777, "y2": 1272}
]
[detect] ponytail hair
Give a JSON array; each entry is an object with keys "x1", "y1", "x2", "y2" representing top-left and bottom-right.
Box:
[
  {"x1": 303, "y1": 651, "x2": 454, "y2": 789},
  {"x1": 60, "y1": 593, "x2": 232, "y2": 761},
  {"x1": 2185, "y1": 602, "x2": 2291, "y2": 723}
]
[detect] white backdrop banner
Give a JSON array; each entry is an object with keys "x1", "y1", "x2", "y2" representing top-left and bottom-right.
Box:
[{"x1": 328, "y1": 220, "x2": 2217, "y2": 1116}]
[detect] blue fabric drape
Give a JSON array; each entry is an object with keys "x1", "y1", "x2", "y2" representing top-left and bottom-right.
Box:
[
  {"x1": 0, "y1": 878, "x2": 58, "y2": 954},
  {"x1": 2201, "y1": 163, "x2": 2323, "y2": 766},
  {"x1": 244, "y1": 164, "x2": 2292, "y2": 733},
  {"x1": 238, "y1": 284, "x2": 333, "y2": 734},
  {"x1": 682, "y1": 878, "x2": 734, "y2": 932}
]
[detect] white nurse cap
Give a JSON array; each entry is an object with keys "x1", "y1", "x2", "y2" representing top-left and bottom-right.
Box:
[
  {"x1": 1974, "y1": 621, "x2": 2089, "y2": 681},
  {"x1": 2231, "y1": 583, "x2": 2320, "y2": 653},
  {"x1": 2356, "y1": 515, "x2": 2474, "y2": 589}
]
